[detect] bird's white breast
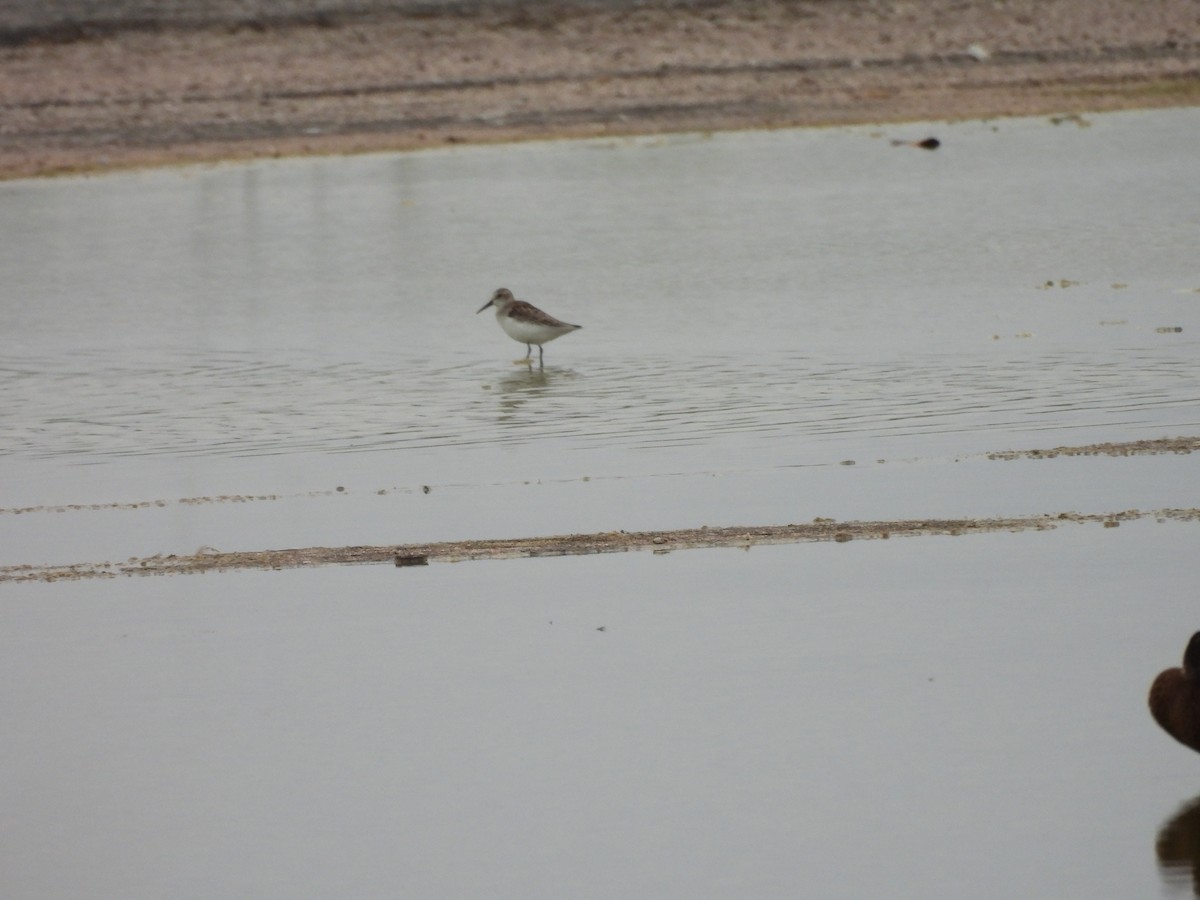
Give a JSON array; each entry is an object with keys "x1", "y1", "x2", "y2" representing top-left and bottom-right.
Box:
[{"x1": 497, "y1": 311, "x2": 573, "y2": 345}]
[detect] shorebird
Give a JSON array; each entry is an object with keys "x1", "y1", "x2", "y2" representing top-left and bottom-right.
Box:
[
  {"x1": 477, "y1": 287, "x2": 581, "y2": 366},
  {"x1": 1149, "y1": 632, "x2": 1200, "y2": 754}
]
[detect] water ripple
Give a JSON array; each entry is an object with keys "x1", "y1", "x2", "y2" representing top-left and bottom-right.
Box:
[{"x1": 2, "y1": 346, "x2": 1197, "y2": 463}]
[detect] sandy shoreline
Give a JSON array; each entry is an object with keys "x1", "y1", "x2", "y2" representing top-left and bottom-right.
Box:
[
  {"x1": 2, "y1": 437, "x2": 1196, "y2": 582},
  {"x1": 3, "y1": 0, "x2": 1199, "y2": 179},
  {"x1": 4, "y1": 507, "x2": 1198, "y2": 582}
]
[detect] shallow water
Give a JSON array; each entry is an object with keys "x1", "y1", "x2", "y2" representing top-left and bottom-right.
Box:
[
  {"x1": 4, "y1": 523, "x2": 1200, "y2": 899},
  {"x1": 3, "y1": 110, "x2": 1199, "y2": 505},
  {"x1": 2, "y1": 110, "x2": 1200, "y2": 897}
]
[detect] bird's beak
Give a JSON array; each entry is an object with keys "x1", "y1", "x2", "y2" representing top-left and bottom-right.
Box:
[{"x1": 476, "y1": 299, "x2": 493, "y2": 314}]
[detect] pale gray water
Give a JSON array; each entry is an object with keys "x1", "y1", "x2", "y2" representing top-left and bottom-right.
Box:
[
  {"x1": 2, "y1": 110, "x2": 1200, "y2": 898},
  {"x1": 4, "y1": 523, "x2": 1200, "y2": 899},
  {"x1": 3, "y1": 111, "x2": 1198, "y2": 511}
]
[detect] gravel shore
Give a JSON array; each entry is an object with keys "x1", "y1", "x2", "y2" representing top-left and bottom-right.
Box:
[{"x1": 2, "y1": 0, "x2": 1199, "y2": 178}]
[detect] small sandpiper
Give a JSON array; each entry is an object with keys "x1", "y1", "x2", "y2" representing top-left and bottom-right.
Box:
[{"x1": 477, "y1": 287, "x2": 581, "y2": 366}]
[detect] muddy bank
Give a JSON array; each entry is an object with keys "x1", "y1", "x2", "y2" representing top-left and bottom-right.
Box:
[
  {"x1": 987, "y1": 436, "x2": 1200, "y2": 461},
  {"x1": 2, "y1": 0, "x2": 1199, "y2": 178},
  {"x1": 1, "y1": 436, "x2": 1196, "y2": 519},
  {"x1": 4, "y1": 507, "x2": 1197, "y2": 583},
  {"x1": 5, "y1": 434, "x2": 1196, "y2": 582}
]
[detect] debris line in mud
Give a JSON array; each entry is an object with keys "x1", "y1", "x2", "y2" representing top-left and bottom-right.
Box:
[{"x1": 4, "y1": 508, "x2": 1197, "y2": 583}]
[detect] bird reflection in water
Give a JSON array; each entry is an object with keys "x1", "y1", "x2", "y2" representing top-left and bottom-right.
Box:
[
  {"x1": 1157, "y1": 795, "x2": 1200, "y2": 896},
  {"x1": 491, "y1": 365, "x2": 580, "y2": 424}
]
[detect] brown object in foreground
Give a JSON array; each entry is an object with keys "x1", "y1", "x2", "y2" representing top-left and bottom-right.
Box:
[{"x1": 1149, "y1": 632, "x2": 1200, "y2": 754}]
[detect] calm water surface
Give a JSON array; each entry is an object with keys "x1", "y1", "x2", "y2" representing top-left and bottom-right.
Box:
[
  {"x1": 2, "y1": 110, "x2": 1200, "y2": 898},
  {"x1": 3, "y1": 109, "x2": 1198, "y2": 502},
  {"x1": 5, "y1": 524, "x2": 1200, "y2": 899}
]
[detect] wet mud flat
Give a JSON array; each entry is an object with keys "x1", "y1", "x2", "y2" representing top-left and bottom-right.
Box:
[
  {"x1": 4, "y1": 507, "x2": 1198, "y2": 583},
  {"x1": 2, "y1": 0, "x2": 1200, "y2": 178},
  {"x1": 389, "y1": 507, "x2": 1197, "y2": 563},
  {"x1": 3, "y1": 437, "x2": 1196, "y2": 583},
  {"x1": 3, "y1": 437, "x2": 1196, "y2": 518},
  {"x1": 986, "y1": 436, "x2": 1200, "y2": 461}
]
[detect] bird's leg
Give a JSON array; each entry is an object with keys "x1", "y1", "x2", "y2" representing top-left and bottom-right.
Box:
[
  {"x1": 538, "y1": 345, "x2": 545, "y2": 367},
  {"x1": 525, "y1": 344, "x2": 532, "y2": 360}
]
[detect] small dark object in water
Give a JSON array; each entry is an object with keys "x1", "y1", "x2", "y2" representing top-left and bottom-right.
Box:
[
  {"x1": 395, "y1": 554, "x2": 429, "y2": 567},
  {"x1": 891, "y1": 137, "x2": 940, "y2": 150},
  {"x1": 1149, "y1": 632, "x2": 1200, "y2": 754}
]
